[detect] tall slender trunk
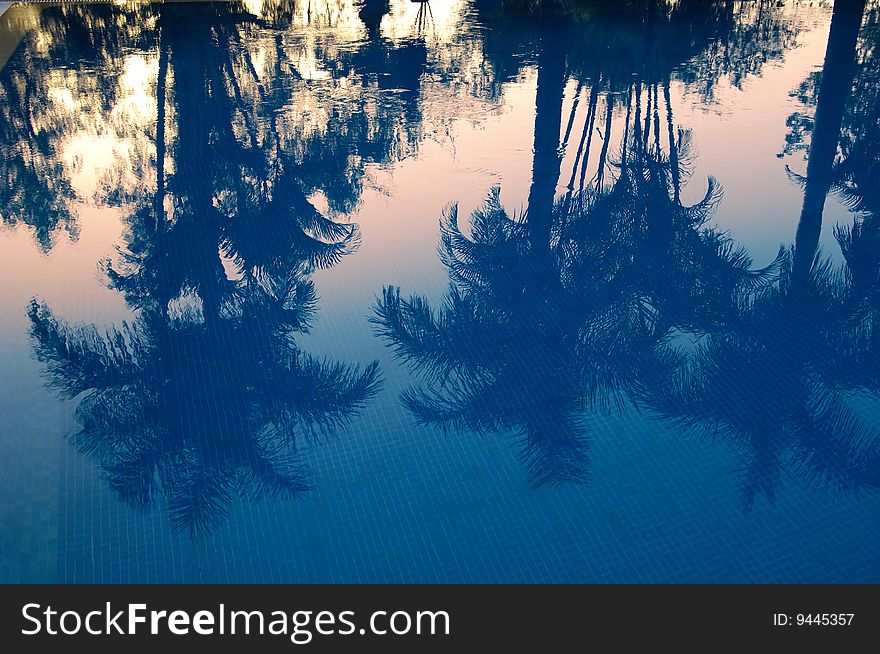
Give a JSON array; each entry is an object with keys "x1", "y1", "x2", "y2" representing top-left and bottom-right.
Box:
[
  {"x1": 621, "y1": 82, "x2": 633, "y2": 168},
  {"x1": 167, "y1": 20, "x2": 228, "y2": 327},
  {"x1": 577, "y1": 86, "x2": 600, "y2": 192},
  {"x1": 652, "y1": 84, "x2": 661, "y2": 153},
  {"x1": 567, "y1": 75, "x2": 599, "y2": 195},
  {"x1": 526, "y1": 15, "x2": 567, "y2": 252},
  {"x1": 633, "y1": 81, "x2": 643, "y2": 160},
  {"x1": 153, "y1": 24, "x2": 170, "y2": 320},
  {"x1": 596, "y1": 95, "x2": 614, "y2": 188},
  {"x1": 664, "y1": 77, "x2": 680, "y2": 203},
  {"x1": 155, "y1": 27, "x2": 168, "y2": 232},
  {"x1": 792, "y1": 0, "x2": 866, "y2": 283},
  {"x1": 561, "y1": 80, "x2": 584, "y2": 151}
]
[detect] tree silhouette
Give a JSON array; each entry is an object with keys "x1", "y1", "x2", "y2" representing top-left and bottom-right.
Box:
[
  {"x1": 791, "y1": 0, "x2": 869, "y2": 283},
  {"x1": 0, "y1": 2, "x2": 169, "y2": 251},
  {"x1": 647, "y1": 0, "x2": 880, "y2": 510},
  {"x1": 646, "y1": 247, "x2": 880, "y2": 509},
  {"x1": 29, "y1": 296, "x2": 380, "y2": 534},
  {"x1": 24, "y1": 2, "x2": 396, "y2": 534},
  {"x1": 0, "y1": 0, "x2": 428, "y2": 252},
  {"x1": 372, "y1": 1, "x2": 864, "y2": 497},
  {"x1": 373, "y1": 105, "x2": 770, "y2": 486},
  {"x1": 0, "y1": 61, "x2": 77, "y2": 253}
]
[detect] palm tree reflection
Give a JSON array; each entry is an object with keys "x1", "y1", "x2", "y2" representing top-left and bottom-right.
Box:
[
  {"x1": 649, "y1": 0, "x2": 880, "y2": 509},
  {"x1": 29, "y1": 296, "x2": 379, "y2": 534},
  {"x1": 12, "y1": 0, "x2": 880, "y2": 519},
  {"x1": 373, "y1": 115, "x2": 768, "y2": 487},
  {"x1": 375, "y1": 1, "x2": 880, "y2": 505},
  {"x1": 25, "y1": 3, "x2": 389, "y2": 534}
]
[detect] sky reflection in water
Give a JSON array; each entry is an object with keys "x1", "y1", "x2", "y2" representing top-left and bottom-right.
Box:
[{"x1": 0, "y1": 0, "x2": 878, "y2": 582}]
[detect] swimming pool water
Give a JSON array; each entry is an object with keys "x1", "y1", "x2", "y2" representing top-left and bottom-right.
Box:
[{"x1": 0, "y1": 0, "x2": 878, "y2": 583}]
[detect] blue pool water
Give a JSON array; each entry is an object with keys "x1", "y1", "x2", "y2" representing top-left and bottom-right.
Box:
[{"x1": 1, "y1": 0, "x2": 879, "y2": 583}]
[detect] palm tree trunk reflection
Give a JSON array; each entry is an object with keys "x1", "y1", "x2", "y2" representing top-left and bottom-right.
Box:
[
  {"x1": 793, "y1": 0, "x2": 867, "y2": 283},
  {"x1": 526, "y1": 11, "x2": 567, "y2": 251}
]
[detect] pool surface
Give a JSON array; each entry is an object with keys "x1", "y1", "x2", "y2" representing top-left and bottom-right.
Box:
[{"x1": 1, "y1": 0, "x2": 879, "y2": 583}]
